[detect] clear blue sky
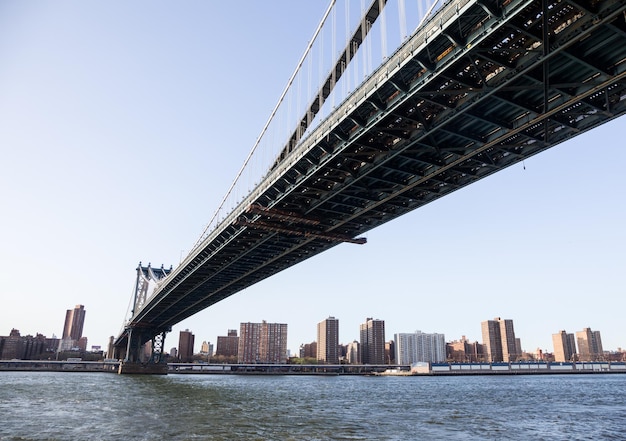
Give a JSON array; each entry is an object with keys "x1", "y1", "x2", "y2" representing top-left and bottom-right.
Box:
[{"x1": 1, "y1": 1, "x2": 624, "y2": 356}]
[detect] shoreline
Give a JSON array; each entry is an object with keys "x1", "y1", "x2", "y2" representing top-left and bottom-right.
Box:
[{"x1": 1, "y1": 360, "x2": 625, "y2": 376}]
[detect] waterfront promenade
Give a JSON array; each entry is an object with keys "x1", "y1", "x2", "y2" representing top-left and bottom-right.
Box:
[{"x1": 2, "y1": 360, "x2": 625, "y2": 375}]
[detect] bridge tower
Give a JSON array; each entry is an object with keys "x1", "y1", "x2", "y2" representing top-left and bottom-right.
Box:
[{"x1": 116, "y1": 263, "x2": 172, "y2": 375}]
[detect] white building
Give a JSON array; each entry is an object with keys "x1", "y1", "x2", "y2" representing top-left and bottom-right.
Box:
[
  {"x1": 345, "y1": 340, "x2": 360, "y2": 364},
  {"x1": 395, "y1": 331, "x2": 446, "y2": 364}
]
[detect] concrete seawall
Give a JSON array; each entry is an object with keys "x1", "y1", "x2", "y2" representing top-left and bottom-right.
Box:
[
  {"x1": 2, "y1": 360, "x2": 625, "y2": 376},
  {"x1": 413, "y1": 361, "x2": 626, "y2": 375}
]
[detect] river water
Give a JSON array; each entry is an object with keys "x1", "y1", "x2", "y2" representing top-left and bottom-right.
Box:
[{"x1": 0, "y1": 372, "x2": 624, "y2": 440}]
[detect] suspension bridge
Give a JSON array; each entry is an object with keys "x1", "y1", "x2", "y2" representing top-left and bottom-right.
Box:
[{"x1": 112, "y1": 0, "x2": 626, "y2": 373}]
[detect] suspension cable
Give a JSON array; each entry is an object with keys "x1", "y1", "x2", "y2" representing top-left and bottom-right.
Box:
[
  {"x1": 417, "y1": 0, "x2": 442, "y2": 29},
  {"x1": 193, "y1": 1, "x2": 337, "y2": 250},
  {"x1": 398, "y1": 0, "x2": 407, "y2": 41}
]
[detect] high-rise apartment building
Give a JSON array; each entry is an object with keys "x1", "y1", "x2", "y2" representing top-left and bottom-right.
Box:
[
  {"x1": 259, "y1": 322, "x2": 287, "y2": 364},
  {"x1": 239, "y1": 322, "x2": 262, "y2": 363},
  {"x1": 345, "y1": 341, "x2": 360, "y2": 364},
  {"x1": 238, "y1": 321, "x2": 288, "y2": 364},
  {"x1": 200, "y1": 341, "x2": 213, "y2": 356},
  {"x1": 481, "y1": 317, "x2": 518, "y2": 362},
  {"x1": 552, "y1": 330, "x2": 576, "y2": 362},
  {"x1": 481, "y1": 319, "x2": 502, "y2": 362},
  {"x1": 58, "y1": 304, "x2": 86, "y2": 352},
  {"x1": 592, "y1": 330, "x2": 603, "y2": 359},
  {"x1": 385, "y1": 340, "x2": 396, "y2": 364},
  {"x1": 178, "y1": 329, "x2": 195, "y2": 362},
  {"x1": 501, "y1": 320, "x2": 518, "y2": 361},
  {"x1": 576, "y1": 327, "x2": 604, "y2": 361},
  {"x1": 216, "y1": 329, "x2": 239, "y2": 357},
  {"x1": 359, "y1": 318, "x2": 385, "y2": 364},
  {"x1": 395, "y1": 331, "x2": 446, "y2": 364},
  {"x1": 317, "y1": 316, "x2": 339, "y2": 364},
  {"x1": 515, "y1": 338, "x2": 523, "y2": 359},
  {"x1": 62, "y1": 304, "x2": 86, "y2": 341}
]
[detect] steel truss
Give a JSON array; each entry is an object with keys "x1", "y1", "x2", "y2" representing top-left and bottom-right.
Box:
[{"x1": 115, "y1": 0, "x2": 626, "y2": 351}]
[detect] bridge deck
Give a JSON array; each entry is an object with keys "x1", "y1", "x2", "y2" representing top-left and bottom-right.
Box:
[{"x1": 116, "y1": 0, "x2": 626, "y2": 348}]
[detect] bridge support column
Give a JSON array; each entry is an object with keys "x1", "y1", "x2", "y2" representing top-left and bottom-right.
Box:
[{"x1": 118, "y1": 328, "x2": 169, "y2": 375}]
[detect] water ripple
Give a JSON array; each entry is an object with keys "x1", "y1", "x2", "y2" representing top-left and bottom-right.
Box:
[{"x1": 0, "y1": 372, "x2": 624, "y2": 440}]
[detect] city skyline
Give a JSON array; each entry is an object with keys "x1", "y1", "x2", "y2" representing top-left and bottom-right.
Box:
[
  {"x1": 2, "y1": 309, "x2": 624, "y2": 360},
  {"x1": 172, "y1": 317, "x2": 621, "y2": 359},
  {"x1": 161, "y1": 319, "x2": 614, "y2": 363},
  {"x1": 1, "y1": 2, "x2": 624, "y2": 356}
]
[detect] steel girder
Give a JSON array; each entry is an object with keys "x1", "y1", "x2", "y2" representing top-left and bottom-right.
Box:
[{"x1": 115, "y1": 0, "x2": 626, "y2": 349}]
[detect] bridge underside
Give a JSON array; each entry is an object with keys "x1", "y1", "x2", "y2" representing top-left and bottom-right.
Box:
[{"x1": 116, "y1": 0, "x2": 626, "y2": 350}]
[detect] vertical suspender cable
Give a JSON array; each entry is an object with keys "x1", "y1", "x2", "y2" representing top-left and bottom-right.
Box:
[
  {"x1": 319, "y1": 30, "x2": 325, "y2": 120},
  {"x1": 398, "y1": 0, "x2": 407, "y2": 41},
  {"x1": 379, "y1": 0, "x2": 387, "y2": 60},
  {"x1": 417, "y1": 0, "x2": 441, "y2": 30},
  {"x1": 345, "y1": 0, "x2": 350, "y2": 97},
  {"x1": 193, "y1": 0, "x2": 337, "y2": 250},
  {"x1": 297, "y1": 64, "x2": 302, "y2": 140},
  {"x1": 307, "y1": 47, "x2": 313, "y2": 127},
  {"x1": 367, "y1": 19, "x2": 371, "y2": 74},
  {"x1": 331, "y1": 4, "x2": 337, "y2": 108},
  {"x1": 417, "y1": 0, "x2": 424, "y2": 26},
  {"x1": 287, "y1": 81, "x2": 292, "y2": 143},
  {"x1": 361, "y1": 0, "x2": 367, "y2": 80},
  {"x1": 542, "y1": 0, "x2": 550, "y2": 145}
]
